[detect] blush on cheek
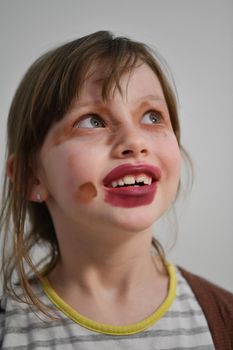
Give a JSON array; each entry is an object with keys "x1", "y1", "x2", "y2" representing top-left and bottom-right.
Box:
[{"x1": 75, "y1": 182, "x2": 98, "y2": 203}]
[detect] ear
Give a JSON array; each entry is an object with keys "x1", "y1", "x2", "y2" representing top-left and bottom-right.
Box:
[
  {"x1": 7, "y1": 154, "x2": 49, "y2": 203},
  {"x1": 6, "y1": 154, "x2": 15, "y2": 180},
  {"x1": 28, "y1": 177, "x2": 49, "y2": 203}
]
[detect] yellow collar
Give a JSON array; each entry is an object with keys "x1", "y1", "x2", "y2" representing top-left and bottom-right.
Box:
[{"x1": 42, "y1": 262, "x2": 176, "y2": 335}]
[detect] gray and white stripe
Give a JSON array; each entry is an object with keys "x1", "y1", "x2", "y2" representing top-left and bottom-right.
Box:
[{"x1": 0, "y1": 268, "x2": 215, "y2": 349}]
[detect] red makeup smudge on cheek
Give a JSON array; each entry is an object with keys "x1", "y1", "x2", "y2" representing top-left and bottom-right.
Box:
[{"x1": 75, "y1": 182, "x2": 97, "y2": 203}]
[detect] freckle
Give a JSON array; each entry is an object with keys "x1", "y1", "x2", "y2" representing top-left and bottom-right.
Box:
[{"x1": 76, "y1": 182, "x2": 97, "y2": 203}]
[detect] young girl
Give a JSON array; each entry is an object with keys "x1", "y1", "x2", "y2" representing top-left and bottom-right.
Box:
[{"x1": 0, "y1": 31, "x2": 232, "y2": 349}]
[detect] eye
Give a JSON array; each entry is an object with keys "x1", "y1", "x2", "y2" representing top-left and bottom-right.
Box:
[
  {"x1": 141, "y1": 111, "x2": 161, "y2": 125},
  {"x1": 74, "y1": 115, "x2": 105, "y2": 129}
]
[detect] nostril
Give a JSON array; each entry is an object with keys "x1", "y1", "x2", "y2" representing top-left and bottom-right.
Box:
[
  {"x1": 122, "y1": 149, "x2": 133, "y2": 155},
  {"x1": 121, "y1": 148, "x2": 148, "y2": 156}
]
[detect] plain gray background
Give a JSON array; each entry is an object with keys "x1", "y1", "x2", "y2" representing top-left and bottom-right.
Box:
[{"x1": 0, "y1": 0, "x2": 232, "y2": 291}]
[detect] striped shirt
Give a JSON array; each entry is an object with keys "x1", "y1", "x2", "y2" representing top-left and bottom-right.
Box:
[{"x1": 0, "y1": 264, "x2": 215, "y2": 349}]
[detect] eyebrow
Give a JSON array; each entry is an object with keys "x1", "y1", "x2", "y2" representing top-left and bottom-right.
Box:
[
  {"x1": 135, "y1": 94, "x2": 167, "y2": 106},
  {"x1": 74, "y1": 94, "x2": 167, "y2": 108}
]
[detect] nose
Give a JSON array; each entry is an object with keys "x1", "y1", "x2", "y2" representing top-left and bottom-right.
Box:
[{"x1": 110, "y1": 124, "x2": 149, "y2": 159}]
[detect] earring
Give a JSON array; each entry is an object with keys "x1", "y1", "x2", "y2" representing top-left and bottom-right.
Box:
[{"x1": 36, "y1": 193, "x2": 42, "y2": 202}]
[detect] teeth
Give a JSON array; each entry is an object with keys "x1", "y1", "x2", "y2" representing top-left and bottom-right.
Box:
[
  {"x1": 110, "y1": 174, "x2": 152, "y2": 188},
  {"x1": 122, "y1": 175, "x2": 135, "y2": 185},
  {"x1": 136, "y1": 174, "x2": 149, "y2": 184},
  {"x1": 117, "y1": 179, "x2": 125, "y2": 186}
]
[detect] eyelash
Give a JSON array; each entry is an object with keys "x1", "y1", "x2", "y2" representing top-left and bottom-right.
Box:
[
  {"x1": 73, "y1": 109, "x2": 163, "y2": 129},
  {"x1": 74, "y1": 114, "x2": 105, "y2": 128},
  {"x1": 142, "y1": 110, "x2": 162, "y2": 124}
]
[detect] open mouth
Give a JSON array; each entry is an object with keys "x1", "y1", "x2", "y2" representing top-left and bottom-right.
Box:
[
  {"x1": 103, "y1": 163, "x2": 160, "y2": 189},
  {"x1": 109, "y1": 174, "x2": 153, "y2": 188},
  {"x1": 102, "y1": 163, "x2": 160, "y2": 207}
]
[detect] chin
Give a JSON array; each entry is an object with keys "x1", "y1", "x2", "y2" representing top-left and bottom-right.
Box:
[{"x1": 106, "y1": 206, "x2": 165, "y2": 234}]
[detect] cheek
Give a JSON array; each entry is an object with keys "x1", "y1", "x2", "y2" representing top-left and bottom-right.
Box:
[
  {"x1": 66, "y1": 147, "x2": 99, "y2": 184},
  {"x1": 66, "y1": 153, "x2": 89, "y2": 190},
  {"x1": 64, "y1": 145, "x2": 104, "y2": 200},
  {"x1": 74, "y1": 182, "x2": 98, "y2": 203},
  {"x1": 153, "y1": 131, "x2": 181, "y2": 178},
  {"x1": 40, "y1": 147, "x2": 82, "y2": 197}
]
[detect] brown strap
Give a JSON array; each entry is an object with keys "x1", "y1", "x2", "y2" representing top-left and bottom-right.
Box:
[{"x1": 179, "y1": 267, "x2": 233, "y2": 350}]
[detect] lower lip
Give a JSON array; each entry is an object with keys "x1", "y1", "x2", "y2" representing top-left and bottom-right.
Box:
[{"x1": 104, "y1": 182, "x2": 158, "y2": 208}]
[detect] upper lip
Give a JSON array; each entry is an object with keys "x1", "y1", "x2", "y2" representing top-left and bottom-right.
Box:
[{"x1": 103, "y1": 163, "x2": 161, "y2": 187}]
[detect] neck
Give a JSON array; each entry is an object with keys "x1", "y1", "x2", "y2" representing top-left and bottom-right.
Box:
[
  {"x1": 48, "y1": 226, "x2": 165, "y2": 295},
  {"x1": 46, "y1": 227, "x2": 169, "y2": 326}
]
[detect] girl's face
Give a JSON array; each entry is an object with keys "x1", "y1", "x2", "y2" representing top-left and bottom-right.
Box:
[{"x1": 36, "y1": 63, "x2": 180, "y2": 236}]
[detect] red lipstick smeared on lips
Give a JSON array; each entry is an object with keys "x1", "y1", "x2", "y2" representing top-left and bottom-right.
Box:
[{"x1": 103, "y1": 164, "x2": 161, "y2": 208}]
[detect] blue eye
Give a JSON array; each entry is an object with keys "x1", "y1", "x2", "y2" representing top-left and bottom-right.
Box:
[
  {"x1": 75, "y1": 115, "x2": 105, "y2": 128},
  {"x1": 141, "y1": 111, "x2": 161, "y2": 124}
]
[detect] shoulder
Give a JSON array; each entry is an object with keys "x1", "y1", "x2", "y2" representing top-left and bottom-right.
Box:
[
  {"x1": 178, "y1": 266, "x2": 233, "y2": 350},
  {"x1": 0, "y1": 289, "x2": 56, "y2": 349},
  {"x1": 178, "y1": 266, "x2": 233, "y2": 306},
  {"x1": 0, "y1": 283, "x2": 44, "y2": 332}
]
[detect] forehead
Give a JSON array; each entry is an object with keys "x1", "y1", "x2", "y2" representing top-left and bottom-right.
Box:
[{"x1": 76, "y1": 63, "x2": 165, "y2": 104}]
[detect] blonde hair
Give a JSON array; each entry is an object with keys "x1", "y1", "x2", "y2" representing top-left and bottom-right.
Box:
[{"x1": 0, "y1": 30, "x2": 185, "y2": 314}]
